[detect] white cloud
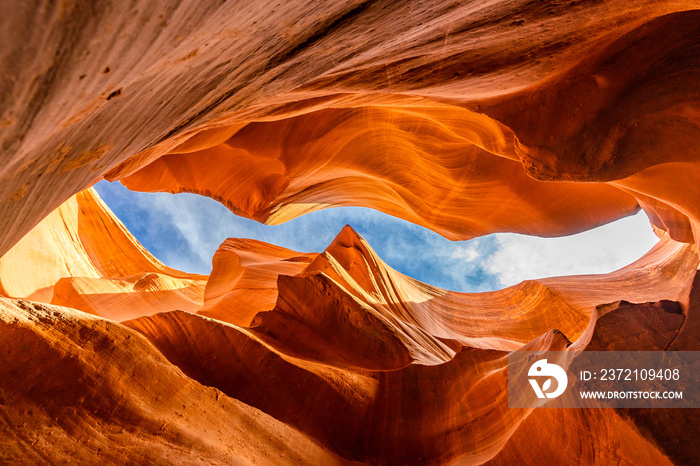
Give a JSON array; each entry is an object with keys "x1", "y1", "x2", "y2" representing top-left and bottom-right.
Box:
[
  {"x1": 484, "y1": 211, "x2": 659, "y2": 287},
  {"x1": 450, "y1": 245, "x2": 480, "y2": 262}
]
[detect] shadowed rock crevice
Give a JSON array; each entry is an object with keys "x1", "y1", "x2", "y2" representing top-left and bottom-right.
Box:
[{"x1": 583, "y1": 294, "x2": 700, "y2": 466}]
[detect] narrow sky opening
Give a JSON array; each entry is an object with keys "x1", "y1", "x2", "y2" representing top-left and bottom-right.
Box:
[{"x1": 95, "y1": 180, "x2": 659, "y2": 292}]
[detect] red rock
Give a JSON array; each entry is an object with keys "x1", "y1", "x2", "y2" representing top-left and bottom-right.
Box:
[
  {"x1": 0, "y1": 189, "x2": 205, "y2": 321},
  {"x1": 1, "y1": 1, "x2": 699, "y2": 464}
]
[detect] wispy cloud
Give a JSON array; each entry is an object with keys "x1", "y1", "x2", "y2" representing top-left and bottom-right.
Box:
[
  {"x1": 95, "y1": 181, "x2": 658, "y2": 292},
  {"x1": 485, "y1": 212, "x2": 659, "y2": 287}
]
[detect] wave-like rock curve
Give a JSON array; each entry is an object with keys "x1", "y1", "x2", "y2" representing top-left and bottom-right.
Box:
[{"x1": 1, "y1": 1, "x2": 699, "y2": 464}]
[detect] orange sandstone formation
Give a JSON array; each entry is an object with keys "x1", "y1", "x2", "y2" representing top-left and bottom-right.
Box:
[
  {"x1": 119, "y1": 106, "x2": 640, "y2": 240},
  {"x1": 1, "y1": 1, "x2": 699, "y2": 255},
  {"x1": 0, "y1": 188, "x2": 205, "y2": 321},
  {"x1": 3, "y1": 194, "x2": 697, "y2": 463},
  {"x1": 1, "y1": 197, "x2": 698, "y2": 464},
  {"x1": 0, "y1": 298, "x2": 350, "y2": 465},
  {"x1": 1, "y1": 0, "x2": 699, "y2": 465},
  {"x1": 3, "y1": 215, "x2": 694, "y2": 464},
  {"x1": 201, "y1": 225, "x2": 696, "y2": 353},
  {"x1": 199, "y1": 239, "x2": 317, "y2": 326}
]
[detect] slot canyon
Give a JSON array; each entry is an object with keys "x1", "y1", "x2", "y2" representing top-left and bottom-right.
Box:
[{"x1": 0, "y1": 1, "x2": 699, "y2": 464}]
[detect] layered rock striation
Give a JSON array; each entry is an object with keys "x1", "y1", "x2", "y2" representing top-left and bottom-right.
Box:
[
  {"x1": 2, "y1": 194, "x2": 698, "y2": 463},
  {"x1": 1, "y1": 1, "x2": 699, "y2": 255},
  {"x1": 1, "y1": 1, "x2": 699, "y2": 464},
  {"x1": 0, "y1": 188, "x2": 206, "y2": 321}
]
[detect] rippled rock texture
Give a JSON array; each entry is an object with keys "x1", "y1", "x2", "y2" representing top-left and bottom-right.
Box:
[{"x1": 1, "y1": 1, "x2": 699, "y2": 464}]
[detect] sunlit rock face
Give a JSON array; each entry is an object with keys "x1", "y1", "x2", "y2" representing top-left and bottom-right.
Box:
[
  {"x1": 1, "y1": 1, "x2": 699, "y2": 465},
  {"x1": 2, "y1": 200, "x2": 699, "y2": 464},
  {"x1": 0, "y1": 188, "x2": 206, "y2": 321}
]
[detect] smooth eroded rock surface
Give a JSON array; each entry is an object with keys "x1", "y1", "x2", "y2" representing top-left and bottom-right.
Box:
[{"x1": 1, "y1": 1, "x2": 699, "y2": 464}]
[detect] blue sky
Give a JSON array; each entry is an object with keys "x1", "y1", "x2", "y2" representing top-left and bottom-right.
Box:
[{"x1": 95, "y1": 180, "x2": 659, "y2": 292}]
